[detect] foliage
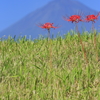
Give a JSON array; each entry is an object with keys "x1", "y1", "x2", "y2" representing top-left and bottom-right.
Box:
[{"x1": 0, "y1": 32, "x2": 100, "y2": 100}]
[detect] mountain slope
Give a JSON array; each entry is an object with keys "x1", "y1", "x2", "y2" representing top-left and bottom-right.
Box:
[{"x1": 0, "y1": 0, "x2": 99, "y2": 38}]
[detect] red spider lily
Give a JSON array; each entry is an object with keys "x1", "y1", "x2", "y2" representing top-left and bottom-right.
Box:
[
  {"x1": 38, "y1": 22, "x2": 59, "y2": 39},
  {"x1": 64, "y1": 15, "x2": 83, "y2": 23},
  {"x1": 38, "y1": 22, "x2": 58, "y2": 30},
  {"x1": 85, "y1": 12, "x2": 100, "y2": 23},
  {"x1": 64, "y1": 14, "x2": 88, "y2": 63},
  {"x1": 85, "y1": 12, "x2": 100, "y2": 62}
]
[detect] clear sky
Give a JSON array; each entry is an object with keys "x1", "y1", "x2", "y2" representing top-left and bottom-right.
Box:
[{"x1": 0, "y1": 0, "x2": 100, "y2": 32}]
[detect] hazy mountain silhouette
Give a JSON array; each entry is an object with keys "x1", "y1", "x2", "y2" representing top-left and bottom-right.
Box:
[{"x1": 0, "y1": 0, "x2": 100, "y2": 39}]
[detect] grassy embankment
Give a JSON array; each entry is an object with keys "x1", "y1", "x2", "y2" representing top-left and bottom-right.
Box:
[{"x1": 0, "y1": 32, "x2": 100, "y2": 100}]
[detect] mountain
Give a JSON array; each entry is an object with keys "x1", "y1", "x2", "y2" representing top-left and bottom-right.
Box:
[{"x1": 0, "y1": 0, "x2": 100, "y2": 39}]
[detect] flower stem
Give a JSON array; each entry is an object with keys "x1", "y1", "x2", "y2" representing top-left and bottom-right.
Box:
[
  {"x1": 93, "y1": 30, "x2": 98, "y2": 62},
  {"x1": 78, "y1": 32, "x2": 88, "y2": 63},
  {"x1": 47, "y1": 39, "x2": 53, "y2": 68},
  {"x1": 75, "y1": 23, "x2": 88, "y2": 63},
  {"x1": 92, "y1": 22, "x2": 98, "y2": 62},
  {"x1": 48, "y1": 29, "x2": 50, "y2": 40}
]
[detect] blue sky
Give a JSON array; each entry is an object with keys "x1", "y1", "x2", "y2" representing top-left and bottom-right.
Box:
[{"x1": 0, "y1": 0, "x2": 100, "y2": 32}]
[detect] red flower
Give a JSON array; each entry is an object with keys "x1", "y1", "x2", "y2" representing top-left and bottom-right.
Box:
[
  {"x1": 64, "y1": 15, "x2": 83, "y2": 23},
  {"x1": 38, "y1": 22, "x2": 58, "y2": 30},
  {"x1": 38, "y1": 22, "x2": 59, "y2": 39},
  {"x1": 85, "y1": 12, "x2": 100, "y2": 23}
]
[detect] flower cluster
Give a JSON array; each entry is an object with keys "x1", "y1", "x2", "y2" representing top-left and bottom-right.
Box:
[
  {"x1": 37, "y1": 12, "x2": 100, "y2": 39},
  {"x1": 64, "y1": 15, "x2": 82, "y2": 23},
  {"x1": 38, "y1": 22, "x2": 58, "y2": 30},
  {"x1": 64, "y1": 12, "x2": 100, "y2": 23},
  {"x1": 38, "y1": 12, "x2": 100, "y2": 31},
  {"x1": 85, "y1": 13, "x2": 100, "y2": 23}
]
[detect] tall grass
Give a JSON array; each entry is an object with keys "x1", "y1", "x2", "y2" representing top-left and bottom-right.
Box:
[{"x1": 0, "y1": 32, "x2": 100, "y2": 100}]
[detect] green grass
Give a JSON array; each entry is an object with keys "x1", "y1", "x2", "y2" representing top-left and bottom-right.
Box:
[{"x1": 0, "y1": 32, "x2": 100, "y2": 100}]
